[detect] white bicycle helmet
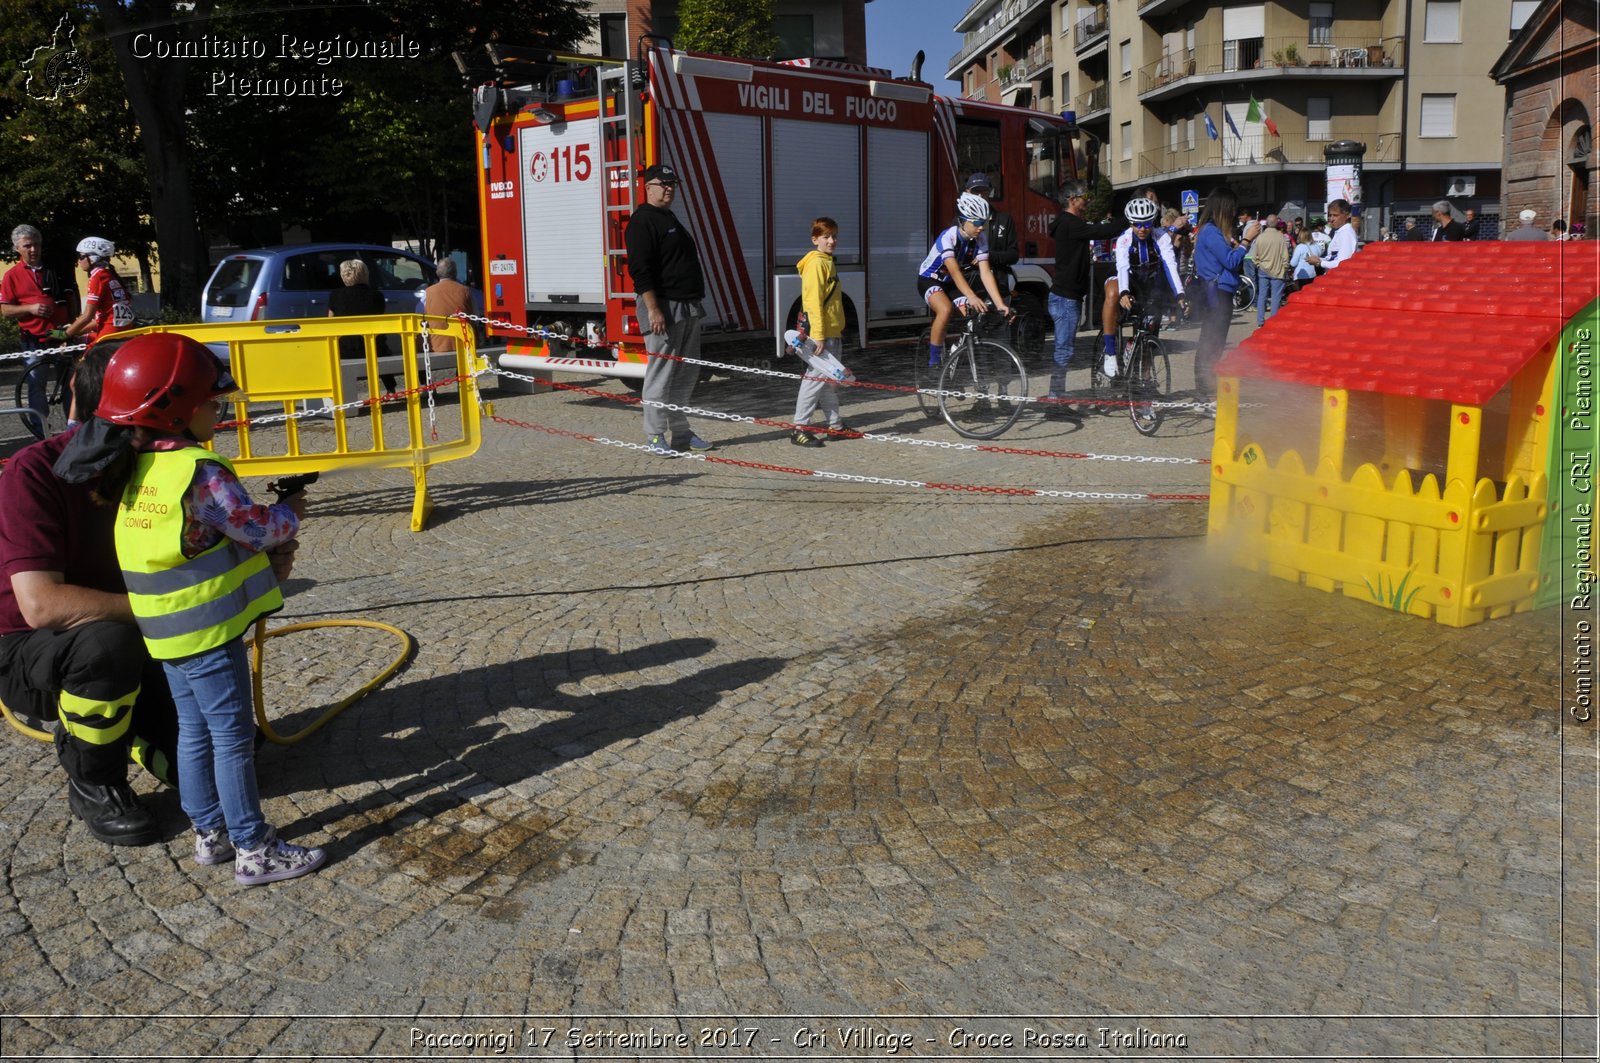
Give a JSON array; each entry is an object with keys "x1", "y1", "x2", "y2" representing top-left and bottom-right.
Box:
[
  {"x1": 956, "y1": 192, "x2": 991, "y2": 225},
  {"x1": 75, "y1": 236, "x2": 114, "y2": 262},
  {"x1": 1123, "y1": 197, "x2": 1161, "y2": 225}
]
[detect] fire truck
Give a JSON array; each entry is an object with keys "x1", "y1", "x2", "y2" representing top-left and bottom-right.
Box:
[{"x1": 456, "y1": 40, "x2": 1081, "y2": 382}]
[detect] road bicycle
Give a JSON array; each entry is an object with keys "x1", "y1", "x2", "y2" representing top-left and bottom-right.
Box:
[
  {"x1": 912, "y1": 307, "x2": 1028, "y2": 440},
  {"x1": 1089, "y1": 296, "x2": 1171, "y2": 436},
  {"x1": 14, "y1": 348, "x2": 74, "y2": 440}
]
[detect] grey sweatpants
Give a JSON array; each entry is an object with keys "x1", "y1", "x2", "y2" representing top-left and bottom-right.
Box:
[
  {"x1": 793, "y1": 337, "x2": 843, "y2": 428},
  {"x1": 639, "y1": 300, "x2": 704, "y2": 439}
]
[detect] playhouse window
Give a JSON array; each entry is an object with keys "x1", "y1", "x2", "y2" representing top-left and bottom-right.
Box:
[{"x1": 1231, "y1": 378, "x2": 1324, "y2": 471}]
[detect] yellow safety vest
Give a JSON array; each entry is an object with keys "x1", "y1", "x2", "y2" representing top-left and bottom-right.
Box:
[{"x1": 114, "y1": 447, "x2": 284, "y2": 660}]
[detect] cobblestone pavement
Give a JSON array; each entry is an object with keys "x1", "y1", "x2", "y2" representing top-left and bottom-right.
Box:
[{"x1": 0, "y1": 327, "x2": 1592, "y2": 1060}]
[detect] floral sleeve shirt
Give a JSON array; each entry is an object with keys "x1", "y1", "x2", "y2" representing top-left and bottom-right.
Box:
[{"x1": 180, "y1": 460, "x2": 299, "y2": 559}]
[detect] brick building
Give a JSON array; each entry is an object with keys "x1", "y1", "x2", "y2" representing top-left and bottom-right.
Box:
[
  {"x1": 1491, "y1": 0, "x2": 1598, "y2": 235},
  {"x1": 584, "y1": 0, "x2": 869, "y2": 64}
]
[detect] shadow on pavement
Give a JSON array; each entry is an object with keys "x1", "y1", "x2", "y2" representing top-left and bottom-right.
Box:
[{"x1": 266, "y1": 637, "x2": 786, "y2": 858}]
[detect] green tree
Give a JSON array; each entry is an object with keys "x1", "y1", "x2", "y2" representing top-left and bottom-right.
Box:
[
  {"x1": 675, "y1": 0, "x2": 779, "y2": 59},
  {"x1": 1085, "y1": 171, "x2": 1116, "y2": 222},
  {"x1": 2, "y1": 0, "x2": 595, "y2": 314},
  {"x1": 0, "y1": 3, "x2": 155, "y2": 286}
]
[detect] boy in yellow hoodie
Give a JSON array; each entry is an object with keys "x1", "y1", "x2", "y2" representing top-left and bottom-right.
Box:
[{"x1": 787, "y1": 217, "x2": 850, "y2": 446}]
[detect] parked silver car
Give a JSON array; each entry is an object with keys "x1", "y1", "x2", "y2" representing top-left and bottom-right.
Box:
[{"x1": 200, "y1": 243, "x2": 437, "y2": 324}]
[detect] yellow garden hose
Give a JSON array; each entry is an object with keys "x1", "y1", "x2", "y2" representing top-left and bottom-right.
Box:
[
  {"x1": 0, "y1": 697, "x2": 52, "y2": 742},
  {"x1": 249, "y1": 617, "x2": 413, "y2": 745},
  {"x1": 3, "y1": 618, "x2": 412, "y2": 746}
]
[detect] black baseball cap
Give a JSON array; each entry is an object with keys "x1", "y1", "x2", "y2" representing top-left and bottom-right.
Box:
[
  {"x1": 642, "y1": 164, "x2": 680, "y2": 185},
  {"x1": 965, "y1": 172, "x2": 992, "y2": 191}
]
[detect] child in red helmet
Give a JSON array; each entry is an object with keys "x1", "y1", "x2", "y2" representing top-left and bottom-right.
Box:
[{"x1": 91, "y1": 333, "x2": 327, "y2": 885}]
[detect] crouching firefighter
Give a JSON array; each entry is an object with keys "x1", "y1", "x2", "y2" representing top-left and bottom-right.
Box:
[{"x1": 0, "y1": 344, "x2": 178, "y2": 846}]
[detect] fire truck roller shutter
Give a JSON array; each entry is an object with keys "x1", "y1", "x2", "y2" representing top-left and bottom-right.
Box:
[
  {"x1": 519, "y1": 119, "x2": 606, "y2": 308},
  {"x1": 772, "y1": 118, "x2": 862, "y2": 266},
  {"x1": 665, "y1": 112, "x2": 767, "y2": 331},
  {"x1": 867, "y1": 126, "x2": 929, "y2": 319}
]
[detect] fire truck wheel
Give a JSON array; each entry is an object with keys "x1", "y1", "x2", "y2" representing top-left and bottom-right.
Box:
[
  {"x1": 1008, "y1": 291, "x2": 1047, "y2": 361},
  {"x1": 620, "y1": 375, "x2": 643, "y2": 393}
]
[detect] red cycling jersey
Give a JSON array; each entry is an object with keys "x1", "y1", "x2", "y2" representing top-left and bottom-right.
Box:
[{"x1": 84, "y1": 266, "x2": 134, "y2": 341}]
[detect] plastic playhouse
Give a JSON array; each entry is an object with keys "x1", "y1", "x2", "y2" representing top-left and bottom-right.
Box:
[{"x1": 1209, "y1": 241, "x2": 1598, "y2": 627}]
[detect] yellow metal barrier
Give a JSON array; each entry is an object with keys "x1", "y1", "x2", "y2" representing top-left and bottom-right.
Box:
[{"x1": 111, "y1": 315, "x2": 486, "y2": 531}]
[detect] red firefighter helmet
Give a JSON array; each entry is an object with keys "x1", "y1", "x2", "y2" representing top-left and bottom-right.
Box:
[{"x1": 97, "y1": 333, "x2": 236, "y2": 433}]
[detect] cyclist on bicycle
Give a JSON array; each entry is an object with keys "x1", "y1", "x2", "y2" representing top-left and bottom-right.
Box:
[
  {"x1": 62, "y1": 236, "x2": 135, "y2": 346},
  {"x1": 1098, "y1": 197, "x2": 1186, "y2": 378},
  {"x1": 916, "y1": 192, "x2": 1011, "y2": 368}
]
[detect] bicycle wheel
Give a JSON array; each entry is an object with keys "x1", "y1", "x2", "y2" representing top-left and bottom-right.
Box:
[
  {"x1": 938, "y1": 338, "x2": 1027, "y2": 440},
  {"x1": 912, "y1": 326, "x2": 940, "y2": 422},
  {"x1": 15, "y1": 356, "x2": 71, "y2": 440},
  {"x1": 1126, "y1": 335, "x2": 1170, "y2": 437},
  {"x1": 1232, "y1": 277, "x2": 1255, "y2": 313}
]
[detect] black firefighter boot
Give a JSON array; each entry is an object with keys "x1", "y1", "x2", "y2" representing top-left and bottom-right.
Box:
[{"x1": 56, "y1": 728, "x2": 160, "y2": 846}]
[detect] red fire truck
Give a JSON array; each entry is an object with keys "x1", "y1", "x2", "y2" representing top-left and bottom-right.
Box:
[{"x1": 457, "y1": 40, "x2": 1080, "y2": 381}]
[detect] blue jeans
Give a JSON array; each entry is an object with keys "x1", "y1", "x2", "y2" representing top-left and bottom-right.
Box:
[
  {"x1": 1256, "y1": 274, "x2": 1286, "y2": 326},
  {"x1": 1046, "y1": 292, "x2": 1082, "y2": 398},
  {"x1": 167, "y1": 641, "x2": 268, "y2": 849}
]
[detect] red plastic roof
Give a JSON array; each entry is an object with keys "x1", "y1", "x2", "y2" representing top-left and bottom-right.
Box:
[{"x1": 1218, "y1": 242, "x2": 1600, "y2": 405}]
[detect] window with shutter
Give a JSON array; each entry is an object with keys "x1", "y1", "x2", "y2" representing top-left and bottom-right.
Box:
[
  {"x1": 1309, "y1": 3, "x2": 1333, "y2": 45},
  {"x1": 1424, "y1": 1, "x2": 1460, "y2": 42},
  {"x1": 1308, "y1": 97, "x2": 1331, "y2": 141},
  {"x1": 1420, "y1": 94, "x2": 1456, "y2": 137}
]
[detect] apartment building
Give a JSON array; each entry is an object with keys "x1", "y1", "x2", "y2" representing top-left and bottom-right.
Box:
[
  {"x1": 954, "y1": 0, "x2": 1543, "y2": 234},
  {"x1": 948, "y1": 0, "x2": 1058, "y2": 111}
]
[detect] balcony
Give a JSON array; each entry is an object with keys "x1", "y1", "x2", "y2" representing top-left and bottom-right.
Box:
[
  {"x1": 1136, "y1": 0, "x2": 1190, "y2": 17},
  {"x1": 1074, "y1": 5, "x2": 1109, "y2": 52},
  {"x1": 946, "y1": 0, "x2": 1051, "y2": 78},
  {"x1": 1138, "y1": 34, "x2": 1406, "y2": 101},
  {"x1": 1074, "y1": 82, "x2": 1110, "y2": 121},
  {"x1": 1137, "y1": 128, "x2": 1402, "y2": 181}
]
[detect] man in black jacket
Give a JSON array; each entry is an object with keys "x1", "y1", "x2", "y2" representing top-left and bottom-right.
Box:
[
  {"x1": 966, "y1": 173, "x2": 1017, "y2": 296},
  {"x1": 1045, "y1": 179, "x2": 1119, "y2": 413},
  {"x1": 625, "y1": 163, "x2": 714, "y2": 454},
  {"x1": 1430, "y1": 200, "x2": 1466, "y2": 242}
]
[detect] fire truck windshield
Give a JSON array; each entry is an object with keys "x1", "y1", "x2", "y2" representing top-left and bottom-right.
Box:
[{"x1": 1028, "y1": 129, "x2": 1069, "y2": 201}]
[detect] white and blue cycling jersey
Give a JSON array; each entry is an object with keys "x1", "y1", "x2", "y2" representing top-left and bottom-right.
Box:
[
  {"x1": 916, "y1": 225, "x2": 990, "y2": 285},
  {"x1": 1113, "y1": 226, "x2": 1184, "y2": 300}
]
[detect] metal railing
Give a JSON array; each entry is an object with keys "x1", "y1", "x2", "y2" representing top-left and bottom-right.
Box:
[
  {"x1": 998, "y1": 39, "x2": 1052, "y2": 85},
  {"x1": 1139, "y1": 34, "x2": 1406, "y2": 93},
  {"x1": 1074, "y1": 5, "x2": 1109, "y2": 50},
  {"x1": 1075, "y1": 82, "x2": 1109, "y2": 117},
  {"x1": 947, "y1": 0, "x2": 1052, "y2": 75},
  {"x1": 1137, "y1": 128, "x2": 1402, "y2": 179}
]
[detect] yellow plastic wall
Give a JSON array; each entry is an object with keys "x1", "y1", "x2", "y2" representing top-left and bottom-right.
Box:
[{"x1": 1209, "y1": 365, "x2": 1555, "y2": 627}]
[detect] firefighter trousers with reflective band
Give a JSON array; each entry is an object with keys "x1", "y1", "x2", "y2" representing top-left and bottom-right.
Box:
[{"x1": 0, "y1": 621, "x2": 178, "y2": 787}]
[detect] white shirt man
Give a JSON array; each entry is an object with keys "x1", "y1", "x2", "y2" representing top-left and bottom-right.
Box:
[{"x1": 1311, "y1": 200, "x2": 1359, "y2": 271}]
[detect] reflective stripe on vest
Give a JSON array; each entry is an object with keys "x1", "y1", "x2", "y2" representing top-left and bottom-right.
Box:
[{"x1": 115, "y1": 448, "x2": 284, "y2": 660}]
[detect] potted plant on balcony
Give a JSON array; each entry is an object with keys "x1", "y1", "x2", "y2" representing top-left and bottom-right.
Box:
[
  {"x1": 997, "y1": 63, "x2": 1015, "y2": 84},
  {"x1": 1287, "y1": 43, "x2": 1303, "y2": 65}
]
